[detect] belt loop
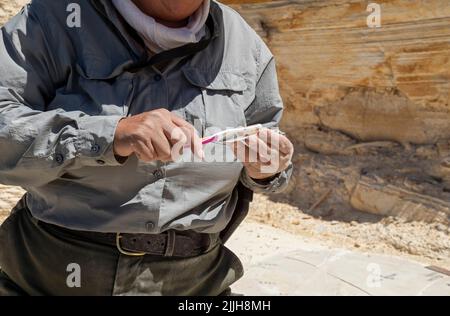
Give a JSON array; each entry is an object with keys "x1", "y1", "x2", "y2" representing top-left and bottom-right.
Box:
[{"x1": 164, "y1": 230, "x2": 176, "y2": 257}]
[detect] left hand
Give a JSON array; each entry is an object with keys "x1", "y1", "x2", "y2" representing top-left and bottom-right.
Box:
[{"x1": 230, "y1": 128, "x2": 294, "y2": 180}]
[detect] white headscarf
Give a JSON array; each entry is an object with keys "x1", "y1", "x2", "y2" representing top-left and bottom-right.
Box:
[{"x1": 112, "y1": 0, "x2": 210, "y2": 54}]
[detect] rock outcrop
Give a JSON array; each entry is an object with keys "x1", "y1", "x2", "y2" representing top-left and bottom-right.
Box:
[
  {"x1": 225, "y1": 0, "x2": 450, "y2": 143},
  {"x1": 224, "y1": 0, "x2": 450, "y2": 223}
]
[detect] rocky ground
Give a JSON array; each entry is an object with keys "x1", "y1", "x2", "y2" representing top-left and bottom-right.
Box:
[
  {"x1": 0, "y1": 0, "x2": 449, "y2": 274},
  {"x1": 249, "y1": 194, "x2": 450, "y2": 268},
  {"x1": 259, "y1": 127, "x2": 450, "y2": 268}
]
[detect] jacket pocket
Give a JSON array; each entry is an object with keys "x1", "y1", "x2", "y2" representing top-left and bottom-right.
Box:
[{"x1": 182, "y1": 68, "x2": 254, "y2": 134}]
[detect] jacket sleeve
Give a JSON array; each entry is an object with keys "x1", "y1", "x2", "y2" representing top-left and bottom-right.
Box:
[
  {"x1": 0, "y1": 4, "x2": 124, "y2": 188},
  {"x1": 240, "y1": 41, "x2": 293, "y2": 194}
]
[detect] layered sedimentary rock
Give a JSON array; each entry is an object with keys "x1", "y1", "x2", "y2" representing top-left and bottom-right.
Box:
[
  {"x1": 225, "y1": 0, "x2": 450, "y2": 144},
  {"x1": 224, "y1": 0, "x2": 450, "y2": 222}
]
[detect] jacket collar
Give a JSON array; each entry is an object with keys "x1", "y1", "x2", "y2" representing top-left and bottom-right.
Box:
[{"x1": 90, "y1": 0, "x2": 222, "y2": 62}]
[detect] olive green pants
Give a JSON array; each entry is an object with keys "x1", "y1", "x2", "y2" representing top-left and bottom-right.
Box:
[{"x1": 0, "y1": 203, "x2": 243, "y2": 296}]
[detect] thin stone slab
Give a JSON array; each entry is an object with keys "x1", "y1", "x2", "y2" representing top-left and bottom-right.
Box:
[{"x1": 228, "y1": 222, "x2": 450, "y2": 296}]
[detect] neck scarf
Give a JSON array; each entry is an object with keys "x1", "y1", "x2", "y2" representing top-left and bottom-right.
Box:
[{"x1": 112, "y1": 0, "x2": 210, "y2": 53}]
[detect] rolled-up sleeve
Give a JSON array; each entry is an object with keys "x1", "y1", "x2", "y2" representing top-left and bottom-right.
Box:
[
  {"x1": 0, "y1": 4, "x2": 124, "y2": 188},
  {"x1": 240, "y1": 41, "x2": 293, "y2": 194},
  {"x1": 240, "y1": 163, "x2": 293, "y2": 194}
]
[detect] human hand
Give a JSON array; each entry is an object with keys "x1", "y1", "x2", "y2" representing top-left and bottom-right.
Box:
[
  {"x1": 114, "y1": 109, "x2": 203, "y2": 162},
  {"x1": 231, "y1": 128, "x2": 294, "y2": 180}
]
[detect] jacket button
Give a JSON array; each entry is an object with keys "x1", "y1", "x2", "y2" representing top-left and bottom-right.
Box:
[
  {"x1": 146, "y1": 222, "x2": 155, "y2": 231},
  {"x1": 55, "y1": 154, "x2": 64, "y2": 164},
  {"x1": 91, "y1": 144, "x2": 101, "y2": 153},
  {"x1": 153, "y1": 169, "x2": 164, "y2": 179},
  {"x1": 96, "y1": 159, "x2": 106, "y2": 165},
  {"x1": 154, "y1": 74, "x2": 162, "y2": 82}
]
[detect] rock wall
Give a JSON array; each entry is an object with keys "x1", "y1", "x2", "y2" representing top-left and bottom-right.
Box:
[
  {"x1": 224, "y1": 0, "x2": 450, "y2": 222},
  {"x1": 224, "y1": 0, "x2": 450, "y2": 144}
]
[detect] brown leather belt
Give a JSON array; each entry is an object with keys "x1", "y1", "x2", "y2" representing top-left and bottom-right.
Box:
[
  {"x1": 114, "y1": 231, "x2": 220, "y2": 257},
  {"x1": 38, "y1": 219, "x2": 220, "y2": 258}
]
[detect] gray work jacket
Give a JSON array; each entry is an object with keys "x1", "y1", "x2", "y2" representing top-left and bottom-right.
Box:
[{"x1": 0, "y1": 0, "x2": 292, "y2": 234}]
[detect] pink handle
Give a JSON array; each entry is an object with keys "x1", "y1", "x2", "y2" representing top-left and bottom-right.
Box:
[
  {"x1": 201, "y1": 135, "x2": 218, "y2": 145},
  {"x1": 183, "y1": 135, "x2": 218, "y2": 148}
]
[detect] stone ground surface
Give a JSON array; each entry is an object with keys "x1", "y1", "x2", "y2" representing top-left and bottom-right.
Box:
[{"x1": 228, "y1": 222, "x2": 450, "y2": 296}]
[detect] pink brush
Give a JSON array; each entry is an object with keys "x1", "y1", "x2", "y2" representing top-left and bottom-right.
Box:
[{"x1": 184, "y1": 124, "x2": 264, "y2": 149}]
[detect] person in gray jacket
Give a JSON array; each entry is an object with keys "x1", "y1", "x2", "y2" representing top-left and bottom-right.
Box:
[{"x1": 0, "y1": 0, "x2": 293, "y2": 295}]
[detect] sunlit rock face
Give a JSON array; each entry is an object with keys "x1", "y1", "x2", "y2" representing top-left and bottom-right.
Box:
[
  {"x1": 223, "y1": 0, "x2": 450, "y2": 221},
  {"x1": 224, "y1": 0, "x2": 450, "y2": 145}
]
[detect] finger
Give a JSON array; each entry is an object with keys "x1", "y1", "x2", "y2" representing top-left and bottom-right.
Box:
[
  {"x1": 232, "y1": 135, "x2": 273, "y2": 165},
  {"x1": 161, "y1": 120, "x2": 188, "y2": 146},
  {"x1": 278, "y1": 135, "x2": 293, "y2": 156},
  {"x1": 259, "y1": 129, "x2": 293, "y2": 161},
  {"x1": 152, "y1": 130, "x2": 173, "y2": 161},
  {"x1": 186, "y1": 125, "x2": 204, "y2": 159},
  {"x1": 255, "y1": 136, "x2": 275, "y2": 164},
  {"x1": 258, "y1": 129, "x2": 282, "y2": 150},
  {"x1": 171, "y1": 114, "x2": 204, "y2": 159},
  {"x1": 265, "y1": 130, "x2": 293, "y2": 157},
  {"x1": 248, "y1": 136, "x2": 282, "y2": 173},
  {"x1": 240, "y1": 131, "x2": 272, "y2": 162},
  {"x1": 230, "y1": 140, "x2": 249, "y2": 163},
  {"x1": 170, "y1": 112, "x2": 190, "y2": 127},
  {"x1": 257, "y1": 128, "x2": 272, "y2": 144},
  {"x1": 134, "y1": 139, "x2": 156, "y2": 162},
  {"x1": 241, "y1": 135, "x2": 260, "y2": 163}
]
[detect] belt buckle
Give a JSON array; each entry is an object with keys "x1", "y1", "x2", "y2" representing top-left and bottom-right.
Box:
[{"x1": 116, "y1": 233, "x2": 146, "y2": 256}]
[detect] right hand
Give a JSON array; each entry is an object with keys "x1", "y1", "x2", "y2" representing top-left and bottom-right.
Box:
[{"x1": 113, "y1": 109, "x2": 203, "y2": 162}]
